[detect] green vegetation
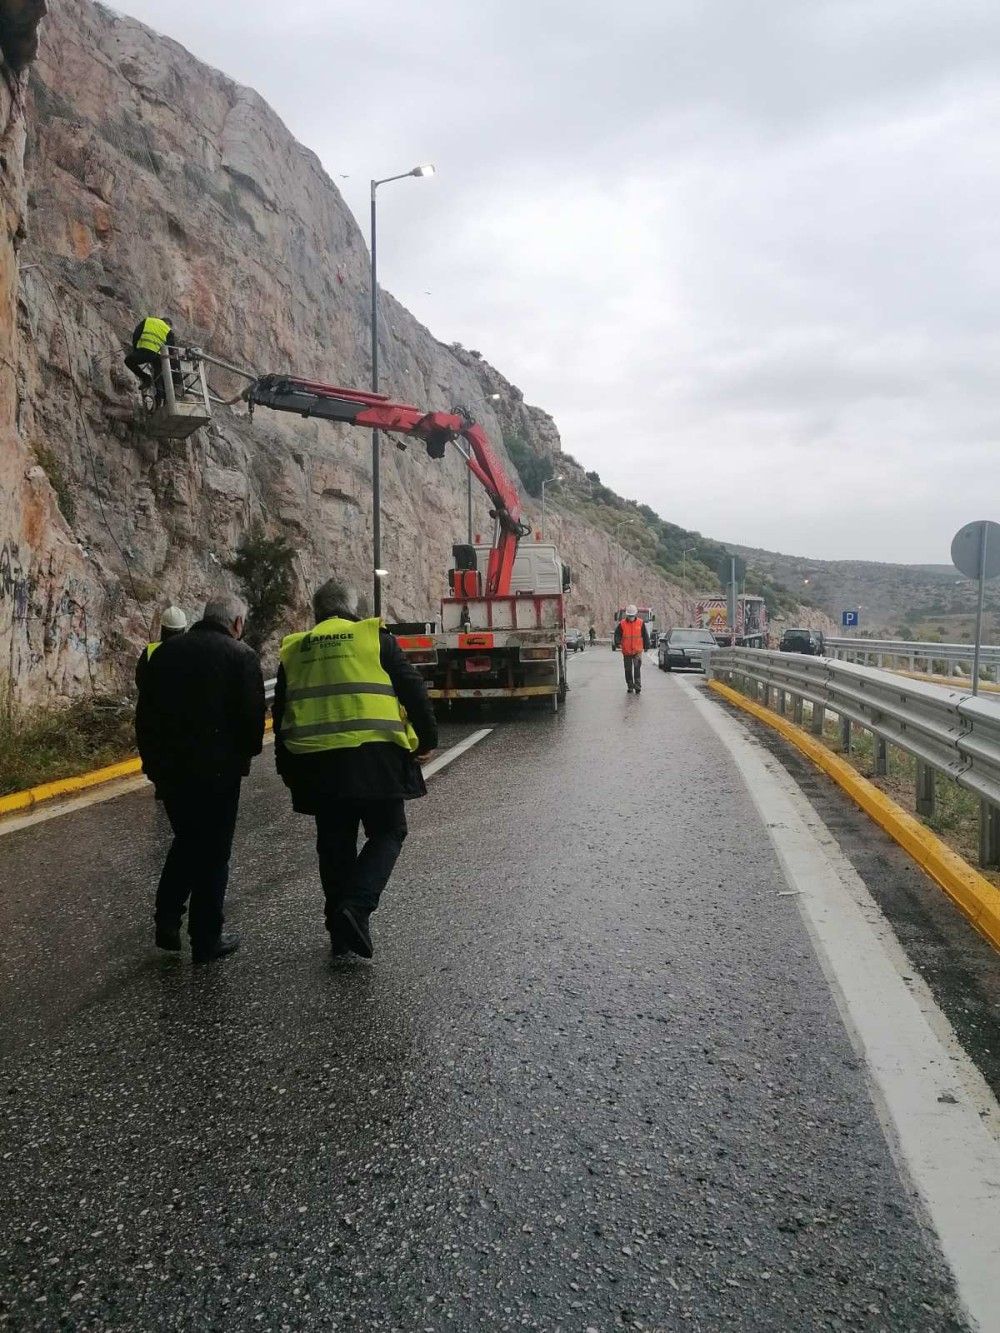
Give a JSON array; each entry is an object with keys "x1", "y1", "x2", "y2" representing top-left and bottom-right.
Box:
[
  {"x1": 0, "y1": 691, "x2": 136, "y2": 797},
  {"x1": 504, "y1": 433, "x2": 555, "y2": 498},
  {"x1": 227, "y1": 521, "x2": 297, "y2": 652},
  {"x1": 32, "y1": 442, "x2": 76, "y2": 526},
  {"x1": 503, "y1": 441, "x2": 803, "y2": 616}
]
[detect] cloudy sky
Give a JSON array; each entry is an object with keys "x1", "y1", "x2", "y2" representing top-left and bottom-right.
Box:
[{"x1": 110, "y1": 1, "x2": 1000, "y2": 563}]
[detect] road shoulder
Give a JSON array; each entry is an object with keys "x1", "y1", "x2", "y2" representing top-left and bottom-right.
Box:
[{"x1": 680, "y1": 674, "x2": 1000, "y2": 1333}]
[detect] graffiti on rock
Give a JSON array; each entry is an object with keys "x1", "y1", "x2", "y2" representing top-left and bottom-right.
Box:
[{"x1": 0, "y1": 541, "x2": 33, "y2": 621}]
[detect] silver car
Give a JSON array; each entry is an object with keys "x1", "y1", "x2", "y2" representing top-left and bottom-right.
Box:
[{"x1": 658, "y1": 627, "x2": 717, "y2": 672}]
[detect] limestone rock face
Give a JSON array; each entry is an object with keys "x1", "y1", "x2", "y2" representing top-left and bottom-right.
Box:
[
  {"x1": 1, "y1": 0, "x2": 745, "y2": 701},
  {"x1": 1, "y1": 0, "x2": 105, "y2": 701}
]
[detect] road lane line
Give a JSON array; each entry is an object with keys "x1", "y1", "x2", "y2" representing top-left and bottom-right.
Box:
[
  {"x1": 0, "y1": 729, "x2": 492, "y2": 838},
  {"x1": 420, "y1": 727, "x2": 492, "y2": 779},
  {"x1": 680, "y1": 675, "x2": 1000, "y2": 1332}
]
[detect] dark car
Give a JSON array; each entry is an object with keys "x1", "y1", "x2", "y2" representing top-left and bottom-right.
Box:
[
  {"x1": 657, "y1": 627, "x2": 717, "y2": 672},
  {"x1": 565, "y1": 628, "x2": 586, "y2": 652},
  {"x1": 779, "y1": 627, "x2": 826, "y2": 656}
]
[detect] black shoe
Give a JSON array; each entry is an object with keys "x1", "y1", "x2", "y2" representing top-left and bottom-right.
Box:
[
  {"x1": 155, "y1": 926, "x2": 182, "y2": 952},
  {"x1": 337, "y1": 905, "x2": 373, "y2": 959},
  {"x1": 327, "y1": 920, "x2": 351, "y2": 956},
  {"x1": 192, "y1": 932, "x2": 241, "y2": 965},
  {"x1": 635, "y1": 686, "x2": 642, "y2": 694},
  {"x1": 626, "y1": 685, "x2": 634, "y2": 693}
]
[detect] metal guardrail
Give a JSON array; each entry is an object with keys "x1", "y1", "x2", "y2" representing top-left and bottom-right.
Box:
[
  {"x1": 708, "y1": 648, "x2": 1000, "y2": 866},
  {"x1": 265, "y1": 677, "x2": 276, "y2": 705},
  {"x1": 825, "y1": 636, "x2": 1000, "y2": 680}
]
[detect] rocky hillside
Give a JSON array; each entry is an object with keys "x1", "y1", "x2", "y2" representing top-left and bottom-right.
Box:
[{"x1": 1, "y1": 0, "x2": 818, "y2": 705}]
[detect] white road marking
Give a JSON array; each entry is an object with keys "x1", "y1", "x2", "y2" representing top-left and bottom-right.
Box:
[
  {"x1": 679, "y1": 675, "x2": 1000, "y2": 1333},
  {"x1": 0, "y1": 729, "x2": 492, "y2": 838},
  {"x1": 421, "y1": 728, "x2": 492, "y2": 779}
]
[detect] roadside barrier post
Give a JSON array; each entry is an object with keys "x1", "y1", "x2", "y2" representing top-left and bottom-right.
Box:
[
  {"x1": 979, "y1": 801, "x2": 1000, "y2": 868},
  {"x1": 840, "y1": 715, "x2": 852, "y2": 753},
  {"x1": 876, "y1": 737, "x2": 889, "y2": 776},
  {"x1": 916, "y1": 761, "x2": 936, "y2": 817}
]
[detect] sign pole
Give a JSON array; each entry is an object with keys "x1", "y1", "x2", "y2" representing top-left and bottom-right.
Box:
[
  {"x1": 728, "y1": 555, "x2": 737, "y2": 648},
  {"x1": 972, "y1": 525, "x2": 988, "y2": 697}
]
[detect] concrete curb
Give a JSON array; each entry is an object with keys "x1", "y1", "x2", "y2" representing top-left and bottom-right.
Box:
[
  {"x1": 0, "y1": 719, "x2": 277, "y2": 821},
  {"x1": 0, "y1": 758, "x2": 144, "y2": 817},
  {"x1": 708, "y1": 678, "x2": 1000, "y2": 953}
]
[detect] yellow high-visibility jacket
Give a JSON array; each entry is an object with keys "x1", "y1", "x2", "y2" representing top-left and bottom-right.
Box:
[
  {"x1": 134, "y1": 317, "x2": 171, "y2": 354},
  {"x1": 278, "y1": 616, "x2": 418, "y2": 755}
]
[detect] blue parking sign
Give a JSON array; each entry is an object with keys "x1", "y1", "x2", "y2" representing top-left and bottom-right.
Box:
[{"x1": 842, "y1": 610, "x2": 859, "y2": 628}]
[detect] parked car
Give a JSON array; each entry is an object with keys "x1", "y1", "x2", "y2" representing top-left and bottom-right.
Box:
[
  {"x1": 658, "y1": 627, "x2": 717, "y2": 672},
  {"x1": 565, "y1": 628, "x2": 586, "y2": 652},
  {"x1": 779, "y1": 627, "x2": 826, "y2": 655}
]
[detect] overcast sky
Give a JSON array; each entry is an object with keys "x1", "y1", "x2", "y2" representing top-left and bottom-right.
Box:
[{"x1": 109, "y1": 1, "x2": 1000, "y2": 563}]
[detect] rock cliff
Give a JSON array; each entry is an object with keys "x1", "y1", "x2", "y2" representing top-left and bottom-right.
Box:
[{"x1": 1, "y1": 1, "x2": 803, "y2": 704}]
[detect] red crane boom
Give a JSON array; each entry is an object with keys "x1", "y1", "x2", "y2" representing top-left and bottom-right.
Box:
[{"x1": 247, "y1": 375, "x2": 529, "y2": 596}]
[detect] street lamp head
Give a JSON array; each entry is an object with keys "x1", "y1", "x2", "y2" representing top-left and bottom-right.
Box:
[{"x1": 412, "y1": 163, "x2": 435, "y2": 177}]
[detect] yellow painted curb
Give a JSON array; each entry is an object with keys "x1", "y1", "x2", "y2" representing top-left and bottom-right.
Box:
[
  {"x1": 0, "y1": 718, "x2": 275, "y2": 819},
  {"x1": 708, "y1": 679, "x2": 1000, "y2": 953},
  {"x1": 0, "y1": 757, "x2": 143, "y2": 816}
]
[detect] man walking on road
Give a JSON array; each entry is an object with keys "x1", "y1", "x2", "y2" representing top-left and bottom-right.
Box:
[
  {"x1": 135, "y1": 592, "x2": 265, "y2": 963},
  {"x1": 614, "y1": 603, "x2": 650, "y2": 694},
  {"x1": 272, "y1": 578, "x2": 437, "y2": 959}
]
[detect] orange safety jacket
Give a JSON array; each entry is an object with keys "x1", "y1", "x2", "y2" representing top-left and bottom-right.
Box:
[{"x1": 619, "y1": 617, "x2": 645, "y2": 656}]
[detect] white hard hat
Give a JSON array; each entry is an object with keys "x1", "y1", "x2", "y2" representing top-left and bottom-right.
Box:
[
  {"x1": 161, "y1": 605, "x2": 187, "y2": 631},
  {"x1": 625, "y1": 604, "x2": 638, "y2": 618}
]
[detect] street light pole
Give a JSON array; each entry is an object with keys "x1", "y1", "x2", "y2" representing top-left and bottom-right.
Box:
[
  {"x1": 541, "y1": 474, "x2": 563, "y2": 531},
  {"x1": 612, "y1": 519, "x2": 631, "y2": 611},
  {"x1": 681, "y1": 545, "x2": 696, "y2": 623},
  {"x1": 369, "y1": 163, "x2": 435, "y2": 618}
]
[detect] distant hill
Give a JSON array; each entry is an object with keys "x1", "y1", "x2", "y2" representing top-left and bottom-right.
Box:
[{"x1": 730, "y1": 545, "x2": 1000, "y2": 636}]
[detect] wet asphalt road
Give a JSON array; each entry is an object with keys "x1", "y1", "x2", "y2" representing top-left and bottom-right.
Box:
[{"x1": 0, "y1": 652, "x2": 970, "y2": 1330}]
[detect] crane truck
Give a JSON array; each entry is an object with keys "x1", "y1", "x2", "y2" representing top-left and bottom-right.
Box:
[
  {"x1": 137, "y1": 352, "x2": 572, "y2": 709},
  {"x1": 240, "y1": 374, "x2": 571, "y2": 710}
]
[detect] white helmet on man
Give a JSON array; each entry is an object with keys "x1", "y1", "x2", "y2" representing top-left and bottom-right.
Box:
[
  {"x1": 625, "y1": 604, "x2": 638, "y2": 619},
  {"x1": 160, "y1": 605, "x2": 187, "y2": 632}
]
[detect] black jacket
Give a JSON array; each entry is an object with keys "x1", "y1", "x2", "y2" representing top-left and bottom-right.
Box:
[
  {"x1": 135, "y1": 619, "x2": 265, "y2": 792},
  {"x1": 613, "y1": 620, "x2": 651, "y2": 651},
  {"x1": 273, "y1": 624, "x2": 438, "y2": 811}
]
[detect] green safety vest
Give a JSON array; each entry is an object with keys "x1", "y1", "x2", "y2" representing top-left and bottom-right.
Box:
[
  {"x1": 278, "y1": 616, "x2": 418, "y2": 755},
  {"x1": 135, "y1": 317, "x2": 171, "y2": 354},
  {"x1": 146, "y1": 641, "x2": 161, "y2": 659}
]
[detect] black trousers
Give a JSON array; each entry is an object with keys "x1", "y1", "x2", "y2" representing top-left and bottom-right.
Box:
[
  {"x1": 155, "y1": 782, "x2": 241, "y2": 947},
  {"x1": 623, "y1": 653, "x2": 643, "y2": 689},
  {"x1": 125, "y1": 348, "x2": 164, "y2": 403},
  {"x1": 314, "y1": 800, "x2": 408, "y2": 925}
]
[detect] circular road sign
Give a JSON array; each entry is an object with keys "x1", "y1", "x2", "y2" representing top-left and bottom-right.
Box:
[{"x1": 951, "y1": 520, "x2": 1000, "y2": 580}]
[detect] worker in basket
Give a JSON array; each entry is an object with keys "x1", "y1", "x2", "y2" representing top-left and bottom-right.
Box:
[
  {"x1": 613, "y1": 603, "x2": 650, "y2": 694},
  {"x1": 125, "y1": 316, "x2": 176, "y2": 405}
]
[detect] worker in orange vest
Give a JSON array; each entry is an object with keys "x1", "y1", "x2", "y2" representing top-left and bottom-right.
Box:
[{"x1": 613, "y1": 604, "x2": 650, "y2": 694}]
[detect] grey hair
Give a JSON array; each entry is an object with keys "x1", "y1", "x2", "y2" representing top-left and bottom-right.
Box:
[
  {"x1": 203, "y1": 592, "x2": 247, "y2": 627},
  {"x1": 312, "y1": 578, "x2": 360, "y2": 622}
]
